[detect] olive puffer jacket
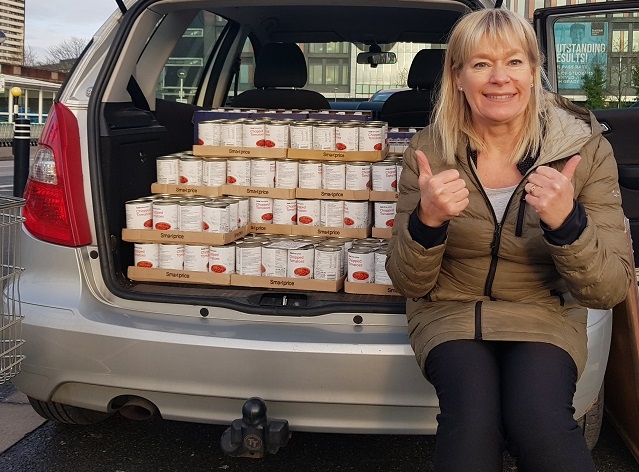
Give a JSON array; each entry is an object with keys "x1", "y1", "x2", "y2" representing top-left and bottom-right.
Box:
[{"x1": 386, "y1": 92, "x2": 632, "y2": 378}]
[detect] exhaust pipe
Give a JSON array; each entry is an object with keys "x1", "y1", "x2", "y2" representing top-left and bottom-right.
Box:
[{"x1": 118, "y1": 397, "x2": 158, "y2": 421}]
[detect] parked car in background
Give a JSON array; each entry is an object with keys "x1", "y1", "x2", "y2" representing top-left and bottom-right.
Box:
[
  {"x1": 10, "y1": 0, "x2": 639, "y2": 455},
  {"x1": 368, "y1": 88, "x2": 411, "y2": 102}
]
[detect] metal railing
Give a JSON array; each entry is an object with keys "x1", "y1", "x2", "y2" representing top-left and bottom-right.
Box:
[{"x1": 0, "y1": 123, "x2": 44, "y2": 147}]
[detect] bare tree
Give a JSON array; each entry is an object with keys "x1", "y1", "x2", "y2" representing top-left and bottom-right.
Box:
[
  {"x1": 43, "y1": 37, "x2": 89, "y2": 68},
  {"x1": 22, "y1": 45, "x2": 41, "y2": 68}
]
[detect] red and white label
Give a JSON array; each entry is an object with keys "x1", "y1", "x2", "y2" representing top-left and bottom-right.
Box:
[{"x1": 134, "y1": 243, "x2": 159, "y2": 269}]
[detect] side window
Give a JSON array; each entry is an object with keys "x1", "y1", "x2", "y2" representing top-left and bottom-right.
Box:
[
  {"x1": 552, "y1": 11, "x2": 639, "y2": 109},
  {"x1": 155, "y1": 12, "x2": 228, "y2": 103}
]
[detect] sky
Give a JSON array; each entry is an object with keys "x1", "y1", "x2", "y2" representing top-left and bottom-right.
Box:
[{"x1": 25, "y1": 0, "x2": 117, "y2": 61}]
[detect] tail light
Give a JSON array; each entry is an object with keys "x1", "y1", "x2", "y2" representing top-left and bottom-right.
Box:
[{"x1": 22, "y1": 103, "x2": 91, "y2": 246}]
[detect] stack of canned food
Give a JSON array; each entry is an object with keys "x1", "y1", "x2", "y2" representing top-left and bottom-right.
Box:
[
  {"x1": 133, "y1": 234, "x2": 392, "y2": 286},
  {"x1": 197, "y1": 118, "x2": 387, "y2": 152},
  {"x1": 156, "y1": 151, "x2": 403, "y2": 191}
]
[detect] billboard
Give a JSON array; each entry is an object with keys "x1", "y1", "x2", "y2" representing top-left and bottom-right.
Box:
[{"x1": 554, "y1": 21, "x2": 609, "y2": 90}]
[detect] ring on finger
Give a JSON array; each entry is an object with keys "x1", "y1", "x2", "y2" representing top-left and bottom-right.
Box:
[{"x1": 529, "y1": 184, "x2": 537, "y2": 196}]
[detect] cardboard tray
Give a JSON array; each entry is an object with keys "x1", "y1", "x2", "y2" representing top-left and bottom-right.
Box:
[
  {"x1": 151, "y1": 182, "x2": 224, "y2": 197},
  {"x1": 127, "y1": 266, "x2": 231, "y2": 285},
  {"x1": 344, "y1": 281, "x2": 402, "y2": 296},
  {"x1": 222, "y1": 185, "x2": 296, "y2": 199},
  {"x1": 193, "y1": 145, "x2": 288, "y2": 159},
  {"x1": 368, "y1": 190, "x2": 399, "y2": 201},
  {"x1": 231, "y1": 274, "x2": 345, "y2": 293},
  {"x1": 248, "y1": 223, "x2": 371, "y2": 238},
  {"x1": 286, "y1": 147, "x2": 387, "y2": 162},
  {"x1": 122, "y1": 225, "x2": 249, "y2": 246},
  {"x1": 371, "y1": 227, "x2": 393, "y2": 239},
  {"x1": 295, "y1": 188, "x2": 370, "y2": 201}
]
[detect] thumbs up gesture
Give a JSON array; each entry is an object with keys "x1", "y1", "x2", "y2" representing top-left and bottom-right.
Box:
[
  {"x1": 415, "y1": 149, "x2": 469, "y2": 227},
  {"x1": 525, "y1": 154, "x2": 581, "y2": 230}
]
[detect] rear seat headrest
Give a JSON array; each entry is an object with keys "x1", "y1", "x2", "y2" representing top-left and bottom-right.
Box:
[
  {"x1": 254, "y1": 43, "x2": 308, "y2": 89},
  {"x1": 407, "y1": 49, "x2": 445, "y2": 90}
]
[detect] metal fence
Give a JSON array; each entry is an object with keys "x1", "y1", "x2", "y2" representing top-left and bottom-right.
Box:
[{"x1": 0, "y1": 123, "x2": 45, "y2": 147}]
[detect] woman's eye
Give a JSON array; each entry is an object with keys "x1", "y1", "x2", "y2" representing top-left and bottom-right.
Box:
[
  {"x1": 473, "y1": 62, "x2": 489, "y2": 68},
  {"x1": 510, "y1": 59, "x2": 524, "y2": 66}
]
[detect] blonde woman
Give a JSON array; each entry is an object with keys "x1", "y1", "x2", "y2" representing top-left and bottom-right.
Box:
[{"x1": 386, "y1": 8, "x2": 631, "y2": 472}]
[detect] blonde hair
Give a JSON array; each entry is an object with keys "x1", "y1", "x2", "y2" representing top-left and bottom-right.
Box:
[{"x1": 431, "y1": 8, "x2": 546, "y2": 165}]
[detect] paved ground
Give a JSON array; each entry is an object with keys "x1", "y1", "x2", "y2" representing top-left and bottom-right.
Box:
[{"x1": 0, "y1": 383, "x2": 46, "y2": 454}]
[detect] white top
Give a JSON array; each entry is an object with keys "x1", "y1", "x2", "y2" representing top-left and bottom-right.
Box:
[{"x1": 484, "y1": 184, "x2": 518, "y2": 222}]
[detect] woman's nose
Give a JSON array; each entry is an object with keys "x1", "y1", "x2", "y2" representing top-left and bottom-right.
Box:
[{"x1": 490, "y1": 65, "x2": 511, "y2": 84}]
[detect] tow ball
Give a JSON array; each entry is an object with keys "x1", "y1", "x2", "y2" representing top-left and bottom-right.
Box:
[{"x1": 220, "y1": 397, "x2": 290, "y2": 458}]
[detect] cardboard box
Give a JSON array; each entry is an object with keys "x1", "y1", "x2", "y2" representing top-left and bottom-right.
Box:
[
  {"x1": 295, "y1": 188, "x2": 370, "y2": 201},
  {"x1": 222, "y1": 185, "x2": 296, "y2": 199},
  {"x1": 231, "y1": 274, "x2": 345, "y2": 293},
  {"x1": 122, "y1": 225, "x2": 249, "y2": 246},
  {"x1": 251, "y1": 110, "x2": 309, "y2": 121},
  {"x1": 292, "y1": 225, "x2": 370, "y2": 238},
  {"x1": 368, "y1": 190, "x2": 398, "y2": 201},
  {"x1": 286, "y1": 147, "x2": 387, "y2": 162},
  {"x1": 371, "y1": 227, "x2": 393, "y2": 239},
  {"x1": 249, "y1": 223, "x2": 296, "y2": 235},
  {"x1": 308, "y1": 110, "x2": 372, "y2": 122},
  {"x1": 192, "y1": 145, "x2": 288, "y2": 159},
  {"x1": 128, "y1": 266, "x2": 231, "y2": 286},
  {"x1": 151, "y1": 182, "x2": 224, "y2": 197},
  {"x1": 344, "y1": 281, "x2": 401, "y2": 296}
]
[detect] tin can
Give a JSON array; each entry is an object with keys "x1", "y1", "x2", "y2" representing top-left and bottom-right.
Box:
[
  {"x1": 345, "y1": 161, "x2": 371, "y2": 191},
  {"x1": 287, "y1": 244, "x2": 315, "y2": 279},
  {"x1": 289, "y1": 121, "x2": 313, "y2": 149},
  {"x1": 261, "y1": 244, "x2": 288, "y2": 277},
  {"x1": 125, "y1": 199, "x2": 153, "y2": 229},
  {"x1": 236, "y1": 240, "x2": 263, "y2": 276},
  {"x1": 250, "y1": 158, "x2": 276, "y2": 188},
  {"x1": 275, "y1": 159, "x2": 299, "y2": 189},
  {"x1": 322, "y1": 161, "x2": 346, "y2": 190},
  {"x1": 220, "y1": 119, "x2": 244, "y2": 146},
  {"x1": 298, "y1": 160, "x2": 322, "y2": 189},
  {"x1": 264, "y1": 120, "x2": 290, "y2": 148},
  {"x1": 343, "y1": 201, "x2": 370, "y2": 228},
  {"x1": 358, "y1": 122, "x2": 385, "y2": 151},
  {"x1": 184, "y1": 245, "x2": 210, "y2": 272},
  {"x1": 202, "y1": 158, "x2": 227, "y2": 187},
  {"x1": 228, "y1": 196, "x2": 249, "y2": 227},
  {"x1": 348, "y1": 246, "x2": 375, "y2": 283},
  {"x1": 374, "y1": 202, "x2": 397, "y2": 229},
  {"x1": 335, "y1": 122, "x2": 359, "y2": 151},
  {"x1": 152, "y1": 199, "x2": 179, "y2": 231},
  {"x1": 249, "y1": 197, "x2": 274, "y2": 224},
  {"x1": 297, "y1": 199, "x2": 321, "y2": 226},
  {"x1": 273, "y1": 199, "x2": 297, "y2": 225},
  {"x1": 156, "y1": 155, "x2": 179, "y2": 184},
  {"x1": 197, "y1": 120, "x2": 222, "y2": 146},
  {"x1": 320, "y1": 199, "x2": 344, "y2": 228},
  {"x1": 218, "y1": 198, "x2": 240, "y2": 230},
  {"x1": 314, "y1": 245, "x2": 342, "y2": 280},
  {"x1": 226, "y1": 157, "x2": 251, "y2": 186},
  {"x1": 178, "y1": 157, "x2": 203, "y2": 186},
  {"x1": 178, "y1": 200, "x2": 203, "y2": 232},
  {"x1": 134, "y1": 243, "x2": 159, "y2": 268},
  {"x1": 203, "y1": 201, "x2": 230, "y2": 233},
  {"x1": 374, "y1": 246, "x2": 392, "y2": 285},
  {"x1": 209, "y1": 244, "x2": 236, "y2": 274},
  {"x1": 371, "y1": 160, "x2": 397, "y2": 191},
  {"x1": 243, "y1": 120, "x2": 266, "y2": 148},
  {"x1": 312, "y1": 122, "x2": 336, "y2": 150},
  {"x1": 159, "y1": 244, "x2": 184, "y2": 270}
]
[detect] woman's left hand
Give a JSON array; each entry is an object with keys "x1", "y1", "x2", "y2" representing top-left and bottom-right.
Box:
[{"x1": 525, "y1": 154, "x2": 581, "y2": 230}]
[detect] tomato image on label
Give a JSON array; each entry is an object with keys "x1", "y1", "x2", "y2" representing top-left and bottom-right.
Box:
[
  {"x1": 374, "y1": 143, "x2": 382, "y2": 151},
  {"x1": 298, "y1": 215, "x2": 313, "y2": 224},
  {"x1": 294, "y1": 267, "x2": 311, "y2": 277},
  {"x1": 143, "y1": 219, "x2": 153, "y2": 228},
  {"x1": 264, "y1": 140, "x2": 276, "y2": 148},
  {"x1": 227, "y1": 176, "x2": 237, "y2": 184},
  {"x1": 335, "y1": 143, "x2": 347, "y2": 150},
  {"x1": 179, "y1": 176, "x2": 188, "y2": 184},
  {"x1": 155, "y1": 222, "x2": 171, "y2": 230},
  {"x1": 198, "y1": 138, "x2": 204, "y2": 145},
  {"x1": 256, "y1": 139, "x2": 266, "y2": 147},
  {"x1": 136, "y1": 261, "x2": 153, "y2": 268},
  {"x1": 391, "y1": 180, "x2": 397, "y2": 189},
  {"x1": 261, "y1": 213, "x2": 273, "y2": 221},
  {"x1": 385, "y1": 219, "x2": 394, "y2": 227},
  {"x1": 352, "y1": 271, "x2": 369, "y2": 281},
  {"x1": 344, "y1": 217, "x2": 355, "y2": 226},
  {"x1": 291, "y1": 214, "x2": 297, "y2": 223},
  {"x1": 202, "y1": 222, "x2": 210, "y2": 230},
  {"x1": 211, "y1": 265, "x2": 227, "y2": 273},
  {"x1": 261, "y1": 264, "x2": 266, "y2": 273}
]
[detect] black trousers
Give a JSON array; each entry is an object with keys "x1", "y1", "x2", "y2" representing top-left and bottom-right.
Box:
[{"x1": 424, "y1": 340, "x2": 596, "y2": 472}]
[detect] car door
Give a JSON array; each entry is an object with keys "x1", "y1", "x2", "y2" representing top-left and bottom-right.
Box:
[{"x1": 534, "y1": 2, "x2": 639, "y2": 462}]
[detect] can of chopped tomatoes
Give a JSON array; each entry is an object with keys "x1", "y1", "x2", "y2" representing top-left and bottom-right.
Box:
[
  {"x1": 374, "y1": 202, "x2": 396, "y2": 229},
  {"x1": 249, "y1": 197, "x2": 274, "y2": 224},
  {"x1": 159, "y1": 244, "x2": 185, "y2": 270},
  {"x1": 236, "y1": 240, "x2": 263, "y2": 276},
  {"x1": 218, "y1": 197, "x2": 240, "y2": 230},
  {"x1": 297, "y1": 199, "x2": 321, "y2": 226},
  {"x1": 178, "y1": 157, "x2": 203, "y2": 186},
  {"x1": 371, "y1": 160, "x2": 397, "y2": 191},
  {"x1": 134, "y1": 243, "x2": 159, "y2": 269},
  {"x1": 347, "y1": 246, "x2": 375, "y2": 283},
  {"x1": 226, "y1": 157, "x2": 251, "y2": 186},
  {"x1": 275, "y1": 159, "x2": 299, "y2": 189},
  {"x1": 261, "y1": 243, "x2": 288, "y2": 277},
  {"x1": 314, "y1": 244, "x2": 342, "y2": 280},
  {"x1": 242, "y1": 120, "x2": 266, "y2": 148},
  {"x1": 264, "y1": 120, "x2": 290, "y2": 148},
  {"x1": 227, "y1": 196, "x2": 249, "y2": 228},
  {"x1": 273, "y1": 199, "x2": 297, "y2": 225},
  {"x1": 156, "y1": 155, "x2": 180, "y2": 184},
  {"x1": 287, "y1": 244, "x2": 315, "y2": 279},
  {"x1": 290, "y1": 121, "x2": 314, "y2": 149},
  {"x1": 374, "y1": 246, "x2": 392, "y2": 285},
  {"x1": 152, "y1": 199, "x2": 179, "y2": 231},
  {"x1": 202, "y1": 158, "x2": 227, "y2": 187},
  {"x1": 320, "y1": 199, "x2": 344, "y2": 228},
  {"x1": 250, "y1": 158, "x2": 276, "y2": 188},
  {"x1": 343, "y1": 200, "x2": 370, "y2": 228},
  {"x1": 298, "y1": 160, "x2": 322, "y2": 189},
  {"x1": 312, "y1": 122, "x2": 336, "y2": 150},
  {"x1": 178, "y1": 200, "x2": 203, "y2": 232},
  {"x1": 209, "y1": 244, "x2": 236, "y2": 274},
  {"x1": 220, "y1": 119, "x2": 244, "y2": 146},
  {"x1": 184, "y1": 245, "x2": 210, "y2": 272},
  {"x1": 335, "y1": 122, "x2": 359, "y2": 151},
  {"x1": 126, "y1": 199, "x2": 153, "y2": 230},
  {"x1": 358, "y1": 122, "x2": 385, "y2": 151},
  {"x1": 345, "y1": 161, "x2": 371, "y2": 191},
  {"x1": 322, "y1": 161, "x2": 346, "y2": 190},
  {"x1": 197, "y1": 120, "x2": 222, "y2": 146},
  {"x1": 202, "y1": 201, "x2": 230, "y2": 233}
]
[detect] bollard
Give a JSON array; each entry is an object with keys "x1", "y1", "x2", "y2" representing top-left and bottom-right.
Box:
[{"x1": 12, "y1": 118, "x2": 30, "y2": 198}]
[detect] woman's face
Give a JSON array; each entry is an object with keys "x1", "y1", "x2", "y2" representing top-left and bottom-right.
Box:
[{"x1": 455, "y1": 35, "x2": 534, "y2": 130}]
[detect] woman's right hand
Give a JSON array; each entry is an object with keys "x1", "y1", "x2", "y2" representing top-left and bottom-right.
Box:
[{"x1": 415, "y1": 149, "x2": 469, "y2": 227}]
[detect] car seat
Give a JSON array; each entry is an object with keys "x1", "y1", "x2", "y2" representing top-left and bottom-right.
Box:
[
  {"x1": 379, "y1": 48, "x2": 445, "y2": 127},
  {"x1": 231, "y1": 42, "x2": 331, "y2": 110}
]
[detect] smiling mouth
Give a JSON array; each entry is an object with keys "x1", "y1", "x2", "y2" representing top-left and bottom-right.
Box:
[{"x1": 485, "y1": 94, "x2": 515, "y2": 100}]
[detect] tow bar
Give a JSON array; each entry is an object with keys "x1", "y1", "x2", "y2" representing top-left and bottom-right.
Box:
[{"x1": 220, "y1": 397, "x2": 290, "y2": 458}]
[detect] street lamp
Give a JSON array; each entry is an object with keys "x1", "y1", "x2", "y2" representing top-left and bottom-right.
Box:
[
  {"x1": 10, "y1": 86, "x2": 21, "y2": 122},
  {"x1": 177, "y1": 69, "x2": 187, "y2": 103}
]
